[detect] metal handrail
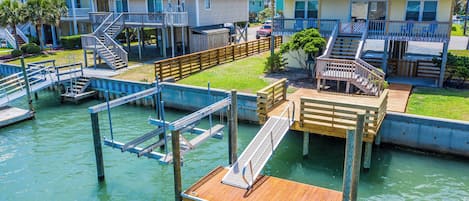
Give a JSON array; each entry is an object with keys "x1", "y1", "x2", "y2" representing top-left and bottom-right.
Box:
[{"x1": 241, "y1": 101, "x2": 295, "y2": 188}]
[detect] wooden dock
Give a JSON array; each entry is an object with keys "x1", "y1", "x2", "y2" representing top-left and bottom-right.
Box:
[
  {"x1": 386, "y1": 83, "x2": 412, "y2": 113},
  {"x1": 183, "y1": 166, "x2": 342, "y2": 201},
  {"x1": 0, "y1": 106, "x2": 34, "y2": 128}
]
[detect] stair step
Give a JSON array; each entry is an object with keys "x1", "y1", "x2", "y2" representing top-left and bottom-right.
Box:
[{"x1": 330, "y1": 55, "x2": 355, "y2": 59}]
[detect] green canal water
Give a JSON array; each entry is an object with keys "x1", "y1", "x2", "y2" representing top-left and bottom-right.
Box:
[{"x1": 1, "y1": 91, "x2": 469, "y2": 200}]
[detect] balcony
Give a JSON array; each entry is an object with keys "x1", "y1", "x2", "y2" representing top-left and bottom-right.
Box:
[
  {"x1": 273, "y1": 18, "x2": 339, "y2": 38},
  {"x1": 273, "y1": 18, "x2": 450, "y2": 43},
  {"x1": 367, "y1": 20, "x2": 450, "y2": 43},
  {"x1": 89, "y1": 12, "x2": 188, "y2": 27},
  {"x1": 62, "y1": 8, "x2": 91, "y2": 21}
]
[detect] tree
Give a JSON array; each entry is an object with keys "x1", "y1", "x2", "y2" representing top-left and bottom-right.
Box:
[
  {"x1": 25, "y1": 0, "x2": 67, "y2": 50},
  {"x1": 280, "y1": 28, "x2": 326, "y2": 69},
  {"x1": 258, "y1": 7, "x2": 273, "y2": 23},
  {"x1": 0, "y1": 0, "x2": 26, "y2": 49}
]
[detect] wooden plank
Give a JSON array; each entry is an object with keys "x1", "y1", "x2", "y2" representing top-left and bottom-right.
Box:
[
  {"x1": 89, "y1": 87, "x2": 160, "y2": 113},
  {"x1": 183, "y1": 166, "x2": 342, "y2": 201}
]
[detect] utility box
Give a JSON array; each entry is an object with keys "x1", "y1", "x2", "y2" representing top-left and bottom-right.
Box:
[{"x1": 190, "y1": 28, "x2": 230, "y2": 53}]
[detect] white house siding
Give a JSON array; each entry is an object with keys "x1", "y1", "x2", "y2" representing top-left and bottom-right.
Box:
[
  {"x1": 184, "y1": 0, "x2": 198, "y2": 27},
  {"x1": 197, "y1": 0, "x2": 249, "y2": 26},
  {"x1": 128, "y1": 0, "x2": 147, "y2": 12}
]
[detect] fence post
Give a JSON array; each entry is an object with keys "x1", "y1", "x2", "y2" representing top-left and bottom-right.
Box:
[
  {"x1": 199, "y1": 54, "x2": 203, "y2": 70},
  {"x1": 159, "y1": 63, "x2": 163, "y2": 82},
  {"x1": 232, "y1": 45, "x2": 235, "y2": 61},
  {"x1": 178, "y1": 58, "x2": 182, "y2": 80},
  {"x1": 283, "y1": 79, "x2": 287, "y2": 101},
  {"x1": 245, "y1": 42, "x2": 248, "y2": 57}
]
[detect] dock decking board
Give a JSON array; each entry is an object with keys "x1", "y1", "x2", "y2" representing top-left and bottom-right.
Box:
[
  {"x1": 386, "y1": 84, "x2": 412, "y2": 113},
  {"x1": 183, "y1": 166, "x2": 342, "y2": 201},
  {"x1": 0, "y1": 106, "x2": 34, "y2": 128}
]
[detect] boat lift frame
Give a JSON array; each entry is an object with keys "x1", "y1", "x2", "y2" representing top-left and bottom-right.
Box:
[{"x1": 88, "y1": 83, "x2": 238, "y2": 201}]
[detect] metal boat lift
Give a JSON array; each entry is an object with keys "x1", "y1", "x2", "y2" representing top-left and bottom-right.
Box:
[{"x1": 89, "y1": 82, "x2": 239, "y2": 201}]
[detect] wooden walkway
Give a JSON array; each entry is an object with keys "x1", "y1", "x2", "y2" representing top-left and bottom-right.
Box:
[
  {"x1": 386, "y1": 83, "x2": 412, "y2": 113},
  {"x1": 183, "y1": 166, "x2": 342, "y2": 201},
  {"x1": 0, "y1": 106, "x2": 34, "y2": 128}
]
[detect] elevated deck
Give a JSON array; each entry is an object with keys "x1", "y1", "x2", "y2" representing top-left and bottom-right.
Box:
[
  {"x1": 183, "y1": 166, "x2": 342, "y2": 201},
  {"x1": 0, "y1": 106, "x2": 34, "y2": 128}
]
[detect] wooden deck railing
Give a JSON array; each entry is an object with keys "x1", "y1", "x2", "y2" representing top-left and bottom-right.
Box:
[
  {"x1": 367, "y1": 20, "x2": 450, "y2": 42},
  {"x1": 154, "y1": 36, "x2": 282, "y2": 82},
  {"x1": 256, "y1": 78, "x2": 288, "y2": 124},
  {"x1": 299, "y1": 89, "x2": 388, "y2": 142}
]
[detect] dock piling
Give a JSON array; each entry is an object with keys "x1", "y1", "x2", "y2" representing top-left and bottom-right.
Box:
[
  {"x1": 342, "y1": 113, "x2": 365, "y2": 201},
  {"x1": 91, "y1": 113, "x2": 105, "y2": 181},
  {"x1": 228, "y1": 90, "x2": 238, "y2": 165},
  {"x1": 20, "y1": 57, "x2": 34, "y2": 112},
  {"x1": 363, "y1": 142, "x2": 373, "y2": 170},
  {"x1": 171, "y1": 130, "x2": 182, "y2": 201}
]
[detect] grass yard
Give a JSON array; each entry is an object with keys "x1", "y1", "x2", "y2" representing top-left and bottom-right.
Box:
[
  {"x1": 449, "y1": 50, "x2": 469, "y2": 57},
  {"x1": 0, "y1": 48, "x2": 13, "y2": 57},
  {"x1": 451, "y1": 24, "x2": 465, "y2": 36},
  {"x1": 407, "y1": 87, "x2": 469, "y2": 121},
  {"x1": 113, "y1": 64, "x2": 155, "y2": 82},
  {"x1": 177, "y1": 53, "x2": 270, "y2": 93}
]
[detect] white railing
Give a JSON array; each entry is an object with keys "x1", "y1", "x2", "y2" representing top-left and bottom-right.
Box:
[
  {"x1": 165, "y1": 12, "x2": 188, "y2": 26},
  {"x1": 81, "y1": 35, "x2": 120, "y2": 68},
  {"x1": 104, "y1": 33, "x2": 128, "y2": 65},
  {"x1": 104, "y1": 13, "x2": 125, "y2": 39},
  {"x1": 15, "y1": 27, "x2": 29, "y2": 44},
  {"x1": 1, "y1": 28, "x2": 17, "y2": 49},
  {"x1": 273, "y1": 18, "x2": 339, "y2": 37},
  {"x1": 355, "y1": 22, "x2": 368, "y2": 60},
  {"x1": 319, "y1": 22, "x2": 339, "y2": 59},
  {"x1": 367, "y1": 20, "x2": 451, "y2": 42},
  {"x1": 0, "y1": 64, "x2": 53, "y2": 105},
  {"x1": 241, "y1": 102, "x2": 295, "y2": 188}
]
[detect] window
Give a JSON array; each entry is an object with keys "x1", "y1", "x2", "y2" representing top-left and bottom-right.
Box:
[
  {"x1": 405, "y1": 1, "x2": 420, "y2": 21},
  {"x1": 295, "y1": 0, "x2": 318, "y2": 19},
  {"x1": 148, "y1": 0, "x2": 162, "y2": 12},
  {"x1": 294, "y1": 1, "x2": 305, "y2": 18},
  {"x1": 422, "y1": 1, "x2": 437, "y2": 21},
  {"x1": 204, "y1": 0, "x2": 211, "y2": 9},
  {"x1": 406, "y1": 0, "x2": 437, "y2": 21},
  {"x1": 307, "y1": 1, "x2": 318, "y2": 18}
]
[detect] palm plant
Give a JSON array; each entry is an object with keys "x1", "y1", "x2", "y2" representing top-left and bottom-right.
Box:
[
  {"x1": 25, "y1": 0, "x2": 67, "y2": 50},
  {"x1": 0, "y1": 0, "x2": 27, "y2": 49}
]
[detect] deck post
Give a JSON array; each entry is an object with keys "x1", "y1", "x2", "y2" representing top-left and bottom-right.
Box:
[
  {"x1": 346, "y1": 81, "x2": 350, "y2": 93},
  {"x1": 171, "y1": 25, "x2": 175, "y2": 58},
  {"x1": 316, "y1": 78, "x2": 321, "y2": 91},
  {"x1": 171, "y1": 130, "x2": 182, "y2": 201},
  {"x1": 363, "y1": 142, "x2": 373, "y2": 170},
  {"x1": 342, "y1": 129, "x2": 355, "y2": 201},
  {"x1": 20, "y1": 57, "x2": 34, "y2": 112},
  {"x1": 126, "y1": 28, "x2": 131, "y2": 52},
  {"x1": 228, "y1": 90, "x2": 238, "y2": 165},
  {"x1": 439, "y1": 42, "x2": 449, "y2": 87},
  {"x1": 351, "y1": 113, "x2": 365, "y2": 200},
  {"x1": 302, "y1": 132, "x2": 309, "y2": 158},
  {"x1": 93, "y1": 50, "x2": 97, "y2": 69},
  {"x1": 83, "y1": 49, "x2": 88, "y2": 68},
  {"x1": 182, "y1": 27, "x2": 185, "y2": 55},
  {"x1": 382, "y1": 39, "x2": 389, "y2": 75},
  {"x1": 162, "y1": 28, "x2": 167, "y2": 58},
  {"x1": 90, "y1": 113, "x2": 105, "y2": 181},
  {"x1": 137, "y1": 28, "x2": 142, "y2": 60}
]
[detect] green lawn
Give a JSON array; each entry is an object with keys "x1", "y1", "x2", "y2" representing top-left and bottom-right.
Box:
[
  {"x1": 113, "y1": 64, "x2": 155, "y2": 82},
  {"x1": 451, "y1": 24, "x2": 465, "y2": 36},
  {"x1": 178, "y1": 53, "x2": 270, "y2": 93},
  {"x1": 449, "y1": 50, "x2": 469, "y2": 57},
  {"x1": 407, "y1": 87, "x2": 469, "y2": 121},
  {"x1": 0, "y1": 48, "x2": 13, "y2": 57}
]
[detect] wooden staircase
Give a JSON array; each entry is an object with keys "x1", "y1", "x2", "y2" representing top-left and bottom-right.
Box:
[
  {"x1": 14, "y1": 34, "x2": 26, "y2": 46},
  {"x1": 61, "y1": 77, "x2": 97, "y2": 103},
  {"x1": 330, "y1": 34, "x2": 361, "y2": 60},
  {"x1": 316, "y1": 32, "x2": 385, "y2": 96}
]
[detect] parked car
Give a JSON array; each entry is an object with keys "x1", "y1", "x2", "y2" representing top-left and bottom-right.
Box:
[{"x1": 256, "y1": 24, "x2": 272, "y2": 39}]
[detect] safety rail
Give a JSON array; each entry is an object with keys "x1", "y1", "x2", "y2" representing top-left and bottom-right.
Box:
[
  {"x1": 164, "y1": 12, "x2": 188, "y2": 27},
  {"x1": 256, "y1": 78, "x2": 288, "y2": 124},
  {"x1": 66, "y1": 8, "x2": 91, "y2": 17},
  {"x1": 241, "y1": 101, "x2": 295, "y2": 189},
  {"x1": 318, "y1": 22, "x2": 339, "y2": 59},
  {"x1": 316, "y1": 57, "x2": 385, "y2": 95},
  {"x1": 15, "y1": 27, "x2": 29, "y2": 44},
  {"x1": 355, "y1": 23, "x2": 368, "y2": 60},
  {"x1": 81, "y1": 35, "x2": 120, "y2": 68},
  {"x1": 104, "y1": 33, "x2": 128, "y2": 65},
  {"x1": 299, "y1": 90, "x2": 388, "y2": 142},
  {"x1": 367, "y1": 20, "x2": 450, "y2": 42},
  {"x1": 55, "y1": 62, "x2": 84, "y2": 82},
  {"x1": 0, "y1": 64, "x2": 53, "y2": 105},
  {"x1": 90, "y1": 12, "x2": 188, "y2": 27},
  {"x1": 155, "y1": 37, "x2": 282, "y2": 81},
  {"x1": 104, "y1": 13, "x2": 125, "y2": 39},
  {"x1": 273, "y1": 18, "x2": 339, "y2": 37},
  {"x1": 89, "y1": 12, "x2": 115, "y2": 25},
  {"x1": 1, "y1": 28, "x2": 17, "y2": 49}
]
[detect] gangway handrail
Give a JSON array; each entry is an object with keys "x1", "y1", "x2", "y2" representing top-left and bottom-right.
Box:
[{"x1": 240, "y1": 101, "x2": 295, "y2": 188}]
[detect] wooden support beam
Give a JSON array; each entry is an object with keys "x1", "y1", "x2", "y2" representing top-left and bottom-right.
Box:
[
  {"x1": 171, "y1": 130, "x2": 182, "y2": 201},
  {"x1": 228, "y1": 90, "x2": 238, "y2": 165},
  {"x1": 439, "y1": 42, "x2": 449, "y2": 87},
  {"x1": 20, "y1": 57, "x2": 34, "y2": 112},
  {"x1": 382, "y1": 39, "x2": 389, "y2": 75},
  {"x1": 303, "y1": 132, "x2": 309, "y2": 158},
  {"x1": 342, "y1": 113, "x2": 365, "y2": 201},
  {"x1": 89, "y1": 87, "x2": 160, "y2": 113},
  {"x1": 91, "y1": 113, "x2": 105, "y2": 181}
]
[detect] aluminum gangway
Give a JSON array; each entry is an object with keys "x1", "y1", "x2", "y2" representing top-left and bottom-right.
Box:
[
  {"x1": 222, "y1": 102, "x2": 295, "y2": 189},
  {"x1": 0, "y1": 62, "x2": 83, "y2": 106}
]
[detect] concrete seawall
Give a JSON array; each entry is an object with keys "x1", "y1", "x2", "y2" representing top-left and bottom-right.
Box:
[{"x1": 380, "y1": 112, "x2": 469, "y2": 157}]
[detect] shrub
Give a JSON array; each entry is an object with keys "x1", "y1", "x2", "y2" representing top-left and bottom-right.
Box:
[
  {"x1": 60, "y1": 35, "x2": 82, "y2": 49},
  {"x1": 20, "y1": 43, "x2": 41, "y2": 54},
  {"x1": 11, "y1": 49, "x2": 22, "y2": 57},
  {"x1": 27, "y1": 35, "x2": 40, "y2": 45},
  {"x1": 265, "y1": 52, "x2": 284, "y2": 73}
]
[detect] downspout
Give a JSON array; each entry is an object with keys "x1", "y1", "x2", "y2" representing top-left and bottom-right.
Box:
[{"x1": 195, "y1": 0, "x2": 200, "y2": 26}]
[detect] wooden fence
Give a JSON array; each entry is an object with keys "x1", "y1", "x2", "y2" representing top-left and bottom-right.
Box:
[
  {"x1": 299, "y1": 89, "x2": 388, "y2": 142},
  {"x1": 154, "y1": 36, "x2": 282, "y2": 82},
  {"x1": 256, "y1": 78, "x2": 288, "y2": 124}
]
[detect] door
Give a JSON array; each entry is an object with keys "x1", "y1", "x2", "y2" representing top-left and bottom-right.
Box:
[
  {"x1": 147, "y1": 0, "x2": 163, "y2": 12},
  {"x1": 116, "y1": 0, "x2": 128, "y2": 12},
  {"x1": 350, "y1": 1, "x2": 387, "y2": 33}
]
